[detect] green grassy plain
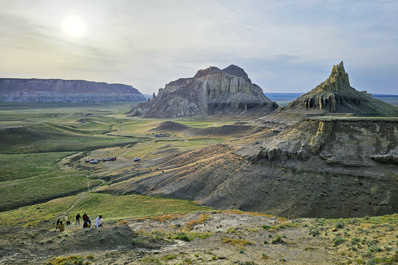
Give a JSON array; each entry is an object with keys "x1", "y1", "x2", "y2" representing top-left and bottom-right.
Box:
[
  {"x1": 0, "y1": 193, "x2": 209, "y2": 227},
  {"x1": 0, "y1": 102, "x2": 234, "y2": 218},
  {"x1": 0, "y1": 152, "x2": 72, "y2": 182}
]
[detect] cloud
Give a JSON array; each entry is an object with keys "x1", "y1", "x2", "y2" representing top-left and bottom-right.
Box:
[{"x1": 0, "y1": 0, "x2": 396, "y2": 94}]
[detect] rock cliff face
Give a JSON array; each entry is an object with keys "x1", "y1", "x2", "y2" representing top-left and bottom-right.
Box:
[
  {"x1": 0, "y1": 78, "x2": 146, "y2": 102},
  {"x1": 129, "y1": 65, "x2": 277, "y2": 118},
  {"x1": 283, "y1": 62, "x2": 398, "y2": 116},
  {"x1": 101, "y1": 118, "x2": 398, "y2": 218}
]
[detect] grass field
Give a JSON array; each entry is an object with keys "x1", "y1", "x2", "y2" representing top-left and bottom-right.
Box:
[
  {"x1": 0, "y1": 102, "x2": 236, "y2": 214},
  {"x1": 0, "y1": 152, "x2": 73, "y2": 182},
  {"x1": 0, "y1": 193, "x2": 210, "y2": 227}
]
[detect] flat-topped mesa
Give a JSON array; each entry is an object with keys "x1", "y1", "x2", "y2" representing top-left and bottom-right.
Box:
[
  {"x1": 285, "y1": 61, "x2": 398, "y2": 116},
  {"x1": 0, "y1": 78, "x2": 146, "y2": 102},
  {"x1": 129, "y1": 64, "x2": 278, "y2": 118}
]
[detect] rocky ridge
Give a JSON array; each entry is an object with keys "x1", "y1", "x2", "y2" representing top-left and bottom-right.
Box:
[
  {"x1": 129, "y1": 65, "x2": 277, "y2": 118},
  {"x1": 0, "y1": 78, "x2": 145, "y2": 102}
]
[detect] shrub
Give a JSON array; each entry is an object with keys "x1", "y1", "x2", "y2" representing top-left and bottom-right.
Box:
[
  {"x1": 175, "y1": 232, "x2": 190, "y2": 242},
  {"x1": 131, "y1": 238, "x2": 137, "y2": 245},
  {"x1": 333, "y1": 237, "x2": 345, "y2": 247},
  {"x1": 309, "y1": 226, "x2": 320, "y2": 237},
  {"x1": 351, "y1": 237, "x2": 361, "y2": 245},
  {"x1": 362, "y1": 250, "x2": 373, "y2": 258},
  {"x1": 368, "y1": 245, "x2": 382, "y2": 252},
  {"x1": 45, "y1": 256, "x2": 84, "y2": 265},
  {"x1": 271, "y1": 235, "x2": 282, "y2": 244},
  {"x1": 335, "y1": 221, "x2": 345, "y2": 229},
  {"x1": 162, "y1": 254, "x2": 177, "y2": 261}
]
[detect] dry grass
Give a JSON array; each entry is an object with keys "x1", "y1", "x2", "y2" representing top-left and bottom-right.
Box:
[
  {"x1": 183, "y1": 213, "x2": 210, "y2": 231},
  {"x1": 150, "y1": 213, "x2": 186, "y2": 222},
  {"x1": 222, "y1": 237, "x2": 254, "y2": 246}
]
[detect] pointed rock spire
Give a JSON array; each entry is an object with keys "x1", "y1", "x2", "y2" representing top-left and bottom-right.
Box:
[{"x1": 316, "y1": 61, "x2": 350, "y2": 92}]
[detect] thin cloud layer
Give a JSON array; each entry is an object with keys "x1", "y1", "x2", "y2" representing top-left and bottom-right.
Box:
[{"x1": 0, "y1": 0, "x2": 397, "y2": 94}]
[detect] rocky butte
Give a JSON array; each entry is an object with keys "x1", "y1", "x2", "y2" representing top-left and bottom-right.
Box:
[
  {"x1": 128, "y1": 64, "x2": 278, "y2": 118},
  {"x1": 101, "y1": 62, "x2": 398, "y2": 218},
  {"x1": 0, "y1": 78, "x2": 146, "y2": 102},
  {"x1": 280, "y1": 61, "x2": 397, "y2": 117}
]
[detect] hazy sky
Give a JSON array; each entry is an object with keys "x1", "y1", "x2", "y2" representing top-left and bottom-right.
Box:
[{"x1": 1, "y1": 0, "x2": 397, "y2": 94}]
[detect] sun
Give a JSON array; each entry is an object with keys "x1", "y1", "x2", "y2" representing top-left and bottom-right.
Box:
[{"x1": 62, "y1": 15, "x2": 86, "y2": 39}]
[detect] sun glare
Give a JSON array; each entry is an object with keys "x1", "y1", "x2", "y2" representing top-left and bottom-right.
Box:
[{"x1": 62, "y1": 15, "x2": 86, "y2": 39}]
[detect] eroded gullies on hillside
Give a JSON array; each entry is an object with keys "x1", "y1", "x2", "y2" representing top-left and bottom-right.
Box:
[{"x1": 96, "y1": 62, "x2": 398, "y2": 220}]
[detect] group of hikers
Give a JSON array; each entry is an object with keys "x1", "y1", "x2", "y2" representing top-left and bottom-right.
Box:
[{"x1": 56, "y1": 213, "x2": 102, "y2": 232}]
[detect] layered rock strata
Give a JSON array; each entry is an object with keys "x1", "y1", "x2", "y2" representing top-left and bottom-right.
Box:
[
  {"x1": 101, "y1": 118, "x2": 398, "y2": 218},
  {"x1": 0, "y1": 78, "x2": 145, "y2": 102},
  {"x1": 129, "y1": 65, "x2": 277, "y2": 118}
]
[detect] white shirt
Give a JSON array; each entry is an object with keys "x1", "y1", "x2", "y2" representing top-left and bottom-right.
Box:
[{"x1": 95, "y1": 216, "x2": 102, "y2": 227}]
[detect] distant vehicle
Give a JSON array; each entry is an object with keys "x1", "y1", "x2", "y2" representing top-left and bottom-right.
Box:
[
  {"x1": 103, "y1": 158, "x2": 107, "y2": 161},
  {"x1": 85, "y1": 159, "x2": 90, "y2": 163},
  {"x1": 133, "y1": 158, "x2": 140, "y2": 162},
  {"x1": 154, "y1": 133, "x2": 170, "y2": 137}
]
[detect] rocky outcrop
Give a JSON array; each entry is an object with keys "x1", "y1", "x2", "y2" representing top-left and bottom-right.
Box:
[
  {"x1": 0, "y1": 78, "x2": 146, "y2": 102},
  {"x1": 281, "y1": 62, "x2": 398, "y2": 116},
  {"x1": 129, "y1": 65, "x2": 277, "y2": 118}
]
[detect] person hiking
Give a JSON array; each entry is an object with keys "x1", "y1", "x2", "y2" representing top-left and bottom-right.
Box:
[
  {"x1": 65, "y1": 216, "x2": 71, "y2": 226},
  {"x1": 82, "y1": 213, "x2": 88, "y2": 222},
  {"x1": 83, "y1": 217, "x2": 91, "y2": 228},
  {"x1": 76, "y1": 213, "x2": 81, "y2": 225},
  {"x1": 95, "y1": 215, "x2": 102, "y2": 228},
  {"x1": 56, "y1": 219, "x2": 60, "y2": 230},
  {"x1": 57, "y1": 221, "x2": 65, "y2": 232}
]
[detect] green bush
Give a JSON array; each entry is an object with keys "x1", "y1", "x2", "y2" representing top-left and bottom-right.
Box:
[
  {"x1": 333, "y1": 237, "x2": 345, "y2": 247},
  {"x1": 335, "y1": 221, "x2": 345, "y2": 229}
]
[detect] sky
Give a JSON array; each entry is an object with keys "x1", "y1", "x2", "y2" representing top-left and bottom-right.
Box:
[{"x1": 0, "y1": 0, "x2": 397, "y2": 94}]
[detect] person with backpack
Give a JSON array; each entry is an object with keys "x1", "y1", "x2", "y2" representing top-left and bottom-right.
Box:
[
  {"x1": 75, "y1": 213, "x2": 81, "y2": 225},
  {"x1": 82, "y1": 213, "x2": 88, "y2": 222},
  {"x1": 83, "y1": 217, "x2": 91, "y2": 228},
  {"x1": 57, "y1": 221, "x2": 65, "y2": 232}
]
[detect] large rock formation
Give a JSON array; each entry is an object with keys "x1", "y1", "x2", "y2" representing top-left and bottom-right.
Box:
[
  {"x1": 98, "y1": 62, "x2": 398, "y2": 218},
  {"x1": 0, "y1": 78, "x2": 146, "y2": 102},
  {"x1": 100, "y1": 117, "x2": 398, "y2": 218},
  {"x1": 129, "y1": 65, "x2": 277, "y2": 118},
  {"x1": 280, "y1": 62, "x2": 398, "y2": 116}
]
